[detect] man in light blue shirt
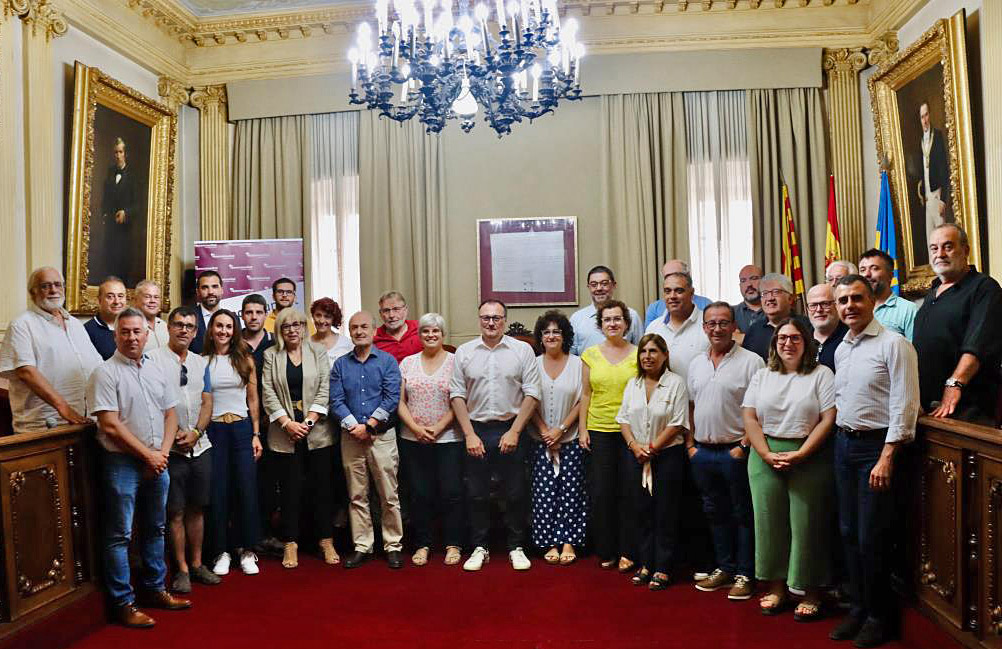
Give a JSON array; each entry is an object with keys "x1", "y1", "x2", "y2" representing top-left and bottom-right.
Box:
[
  {"x1": 644, "y1": 260, "x2": 711, "y2": 328},
  {"x1": 858, "y1": 249, "x2": 917, "y2": 341},
  {"x1": 569, "y1": 265, "x2": 642, "y2": 355}
]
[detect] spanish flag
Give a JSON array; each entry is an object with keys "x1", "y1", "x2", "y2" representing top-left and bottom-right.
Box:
[
  {"x1": 780, "y1": 183, "x2": 806, "y2": 297},
  {"x1": 875, "y1": 171, "x2": 901, "y2": 295},
  {"x1": 824, "y1": 174, "x2": 842, "y2": 266}
]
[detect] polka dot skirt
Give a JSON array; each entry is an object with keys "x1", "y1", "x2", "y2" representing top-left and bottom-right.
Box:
[{"x1": 530, "y1": 441, "x2": 588, "y2": 549}]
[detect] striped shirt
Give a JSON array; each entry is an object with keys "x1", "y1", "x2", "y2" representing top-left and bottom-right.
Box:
[{"x1": 833, "y1": 318, "x2": 920, "y2": 444}]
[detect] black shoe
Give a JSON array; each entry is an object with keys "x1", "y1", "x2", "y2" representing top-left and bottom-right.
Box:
[
  {"x1": 344, "y1": 551, "x2": 372, "y2": 569},
  {"x1": 829, "y1": 615, "x2": 865, "y2": 641},
  {"x1": 853, "y1": 619, "x2": 888, "y2": 648},
  {"x1": 387, "y1": 551, "x2": 404, "y2": 569}
]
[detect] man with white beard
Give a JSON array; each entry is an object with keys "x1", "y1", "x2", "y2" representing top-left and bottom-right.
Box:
[{"x1": 0, "y1": 266, "x2": 103, "y2": 432}]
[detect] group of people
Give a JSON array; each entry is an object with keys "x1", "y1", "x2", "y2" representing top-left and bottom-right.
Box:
[{"x1": 2, "y1": 222, "x2": 1001, "y2": 649}]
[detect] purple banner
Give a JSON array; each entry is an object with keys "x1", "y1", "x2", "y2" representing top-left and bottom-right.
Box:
[{"x1": 194, "y1": 238, "x2": 306, "y2": 313}]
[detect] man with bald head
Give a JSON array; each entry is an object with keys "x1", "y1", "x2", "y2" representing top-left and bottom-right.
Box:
[
  {"x1": 732, "y1": 264, "x2": 764, "y2": 333},
  {"x1": 644, "y1": 260, "x2": 712, "y2": 328},
  {"x1": 85, "y1": 276, "x2": 128, "y2": 360},
  {"x1": 133, "y1": 279, "x2": 168, "y2": 353},
  {"x1": 330, "y1": 311, "x2": 404, "y2": 569},
  {"x1": 1, "y1": 267, "x2": 103, "y2": 432},
  {"x1": 806, "y1": 283, "x2": 848, "y2": 373}
]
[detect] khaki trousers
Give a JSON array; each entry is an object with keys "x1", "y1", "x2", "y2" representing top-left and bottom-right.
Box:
[{"x1": 340, "y1": 431, "x2": 403, "y2": 553}]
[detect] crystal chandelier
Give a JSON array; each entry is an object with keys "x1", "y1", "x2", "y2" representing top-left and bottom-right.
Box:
[{"x1": 347, "y1": 0, "x2": 585, "y2": 137}]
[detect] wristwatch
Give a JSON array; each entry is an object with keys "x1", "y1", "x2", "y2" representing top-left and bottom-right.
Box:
[
  {"x1": 305, "y1": 419, "x2": 315, "y2": 430},
  {"x1": 945, "y1": 378, "x2": 965, "y2": 389}
]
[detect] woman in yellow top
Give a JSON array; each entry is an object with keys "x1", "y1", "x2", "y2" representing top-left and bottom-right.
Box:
[{"x1": 580, "y1": 299, "x2": 638, "y2": 572}]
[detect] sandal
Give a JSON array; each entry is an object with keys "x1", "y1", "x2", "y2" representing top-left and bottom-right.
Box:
[
  {"x1": 631, "y1": 568, "x2": 651, "y2": 586},
  {"x1": 412, "y1": 547, "x2": 429, "y2": 566},
  {"x1": 544, "y1": 547, "x2": 561, "y2": 564},
  {"x1": 319, "y1": 538, "x2": 339, "y2": 565},
  {"x1": 759, "y1": 592, "x2": 788, "y2": 616},
  {"x1": 617, "y1": 557, "x2": 635, "y2": 573},
  {"x1": 444, "y1": 546, "x2": 462, "y2": 566},
  {"x1": 793, "y1": 600, "x2": 823, "y2": 622},
  {"x1": 559, "y1": 546, "x2": 577, "y2": 566},
  {"x1": 600, "y1": 558, "x2": 617, "y2": 570},
  {"x1": 648, "y1": 572, "x2": 670, "y2": 591}
]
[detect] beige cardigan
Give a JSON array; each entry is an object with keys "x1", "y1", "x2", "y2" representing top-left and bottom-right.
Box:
[{"x1": 261, "y1": 341, "x2": 332, "y2": 453}]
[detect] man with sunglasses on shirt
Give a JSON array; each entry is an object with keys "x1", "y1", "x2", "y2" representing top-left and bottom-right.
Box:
[{"x1": 151, "y1": 306, "x2": 220, "y2": 593}]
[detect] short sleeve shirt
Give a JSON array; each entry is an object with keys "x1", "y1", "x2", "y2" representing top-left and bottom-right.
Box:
[
  {"x1": 687, "y1": 344, "x2": 764, "y2": 444},
  {"x1": 643, "y1": 307, "x2": 709, "y2": 383},
  {"x1": 150, "y1": 347, "x2": 212, "y2": 456},
  {"x1": 533, "y1": 354, "x2": 583, "y2": 443},
  {"x1": 399, "y1": 352, "x2": 458, "y2": 443},
  {"x1": 742, "y1": 365, "x2": 835, "y2": 439},
  {"x1": 615, "y1": 371, "x2": 690, "y2": 448}
]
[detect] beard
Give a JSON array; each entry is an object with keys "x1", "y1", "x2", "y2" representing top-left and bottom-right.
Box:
[{"x1": 38, "y1": 295, "x2": 65, "y2": 311}]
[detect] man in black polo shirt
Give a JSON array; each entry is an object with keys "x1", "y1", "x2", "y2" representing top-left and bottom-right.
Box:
[
  {"x1": 741, "y1": 273, "x2": 813, "y2": 362},
  {"x1": 914, "y1": 223, "x2": 1002, "y2": 424},
  {"x1": 807, "y1": 283, "x2": 848, "y2": 372}
]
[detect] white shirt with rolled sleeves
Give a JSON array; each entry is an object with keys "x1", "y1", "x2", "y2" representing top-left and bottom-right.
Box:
[
  {"x1": 644, "y1": 307, "x2": 709, "y2": 384},
  {"x1": 0, "y1": 305, "x2": 103, "y2": 432},
  {"x1": 87, "y1": 351, "x2": 179, "y2": 454},
  {"x1": 150, "y1": 347, "x2": 212, "y2": 457},
  {"x1": 742, "y1": 366, "x2": 836, "y2": 439},
  {"x1": 615, "y1": 371, "x2": 690, "y2": 449},
  {"x1": 449, "y1": 335, "x2": 541, "y2": 422},
  {"x1": 833, "y1": 318, "x2": 920, "y2": 444},
  {"x1": 687, "y1": 344, "x2": 764, "y2": 444}
]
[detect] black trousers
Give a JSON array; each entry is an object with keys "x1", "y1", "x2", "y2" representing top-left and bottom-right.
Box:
[
  {"x1": 400, "y1": 439, "x2": 465, "y2": 549},
  {"x1": 273, "y1": 441, "x2": 335, "y2": 542},
  {"x1": 629, "y1": 445, "x2": 685, "y2": 574},
  {"x1": 465, "y1": 421, "x2": 527, "y2": 551},
  {"x1": 589, "y1": 431, "x2": 635, "y2": 562}
]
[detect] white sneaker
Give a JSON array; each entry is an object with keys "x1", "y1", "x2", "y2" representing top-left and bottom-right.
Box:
[
  {"x1": 463, "y1": 547, "x2": 489, "y2": 572},
  {"x1": 509, "y1": 547, "x2": 531, "y2": 571},
  {"x1": 240, "y1": 551, "x2": 260, "y2": 575},
  {"x1": 212, "y1": 552, "x2": 231, "y2": 576}
]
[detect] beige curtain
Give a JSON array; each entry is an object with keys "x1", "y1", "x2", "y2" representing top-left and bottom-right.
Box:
[
  {"x1": 600, "y1": 93, "x2": 688, "y2": 312},
  {"x1": 746, "y1": 88, "x2": 829, "y2": 286},
  {"x1": 358, "y1": 113, "x2": 449, "y2": 322}
]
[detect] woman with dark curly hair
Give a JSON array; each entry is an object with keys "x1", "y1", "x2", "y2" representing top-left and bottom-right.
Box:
[
  {"x1": 742, "y1": 317, "x2": 836, "y2": 619},
  {"x1": 529, "y1": 311, "x2": 585, "y2": 565},
  {"x1": 310, "y1": 297, "x2": 353, "y2": 364}
]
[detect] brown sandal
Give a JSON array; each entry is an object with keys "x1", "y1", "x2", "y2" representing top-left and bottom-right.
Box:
[
  {"x1": 794, "y1": 600, "x2": 823, "y2": 622},
  {"x1": 544, "y1": 547, "x2": 560, "y2": 564},
  {"x1": 559, "y1": 546, "x2": 577, "y2": 565},
  {"x1": 759, "y1": 592, "x2": 788, "y2": 616}
]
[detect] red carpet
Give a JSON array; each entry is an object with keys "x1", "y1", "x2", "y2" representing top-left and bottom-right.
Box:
[{"x1": 65, "y1": 553, "x2": 961, "y2": 649}]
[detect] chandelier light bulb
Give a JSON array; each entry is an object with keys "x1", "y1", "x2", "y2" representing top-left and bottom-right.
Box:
[
  {"x1": 563, "y1": 17, "x2": 578, "y2": 40},
  {"x1": 474, "y1": 3, "x2": 489, "y2": 21},
  {"x1": 348, "y1": 48, "x2": 360, "y2": 64},
  {"x1": 452, "y1": 76, "x2": 479, "y2": 117}
]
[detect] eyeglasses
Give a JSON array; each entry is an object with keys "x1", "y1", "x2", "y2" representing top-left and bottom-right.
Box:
[
  {"x1": 380, "y1": 305, "x2": 406, "y2": 315},
  {"x1": 170, "y1": 322, "x2": 197, "y2": 331},
  {"x1": 760, "y1": 289, "x2": 790, "y2": 298},
  {"x1": 588, "y1": 280, "x2": 613, "y2": 289},
  {"x1": 280, "y1": 322, "x2": 305, "y2": 332},
  {"x1": 541, "y1": 329, "x2": 562, "y2": 337},
  {"x1": 601, "y1": 316, "x2": 624, "y2": 324},
  {"x1": 479, "y1": 315, "x2": 504, "y2": 323},
  {"x1": 37, "y1": 281, "x2": 64, "y2": 291},
  {"x1": 776, "y1": 334, "x2": 803, "y2": 345},
  {"x1": 806, "y1": 301, "x2": 835, "y2": 312},
  {"x1": 274, "y1": 288, "x2": 296, "y2": 296},
  {"x1": 703, "y1": 320, "x2": 733, "y2": 330},
  {"x1": 180, "y1": 364, "x2": 188, "y2": 387}
]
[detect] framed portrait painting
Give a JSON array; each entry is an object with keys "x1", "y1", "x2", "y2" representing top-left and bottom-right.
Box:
[
  {"x1": 869, "y1": 10, "x2": 980, "y2": 295},
  {"x1": 65, "y1": 61, "x2": 176, "y2": 313}
]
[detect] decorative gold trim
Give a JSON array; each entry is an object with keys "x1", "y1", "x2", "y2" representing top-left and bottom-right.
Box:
[
  {"x1": 190, "y1": 84, "x2": 230, "y2": 241},
  {"x1": 919, "y1": 455, "x2": 958, "y2": 601},
  {"x1": 66, "y1": 62, "x2": 177, "y2": 314},
  {"x1": 10, "y1": 466, "x2": 67, "y2": 598},
  {"x1": 4, "y1": 0, "x2": 66, "y2": 40},
  {"x1": 987, "y1": 480, "x2": 1002, "y2": 635},
  {"x1": 868, "y1": 11, "x2": 980, "y2": 296},
  {"x1": 867, "y1": 31, "x2": 899, "y2": 67}
]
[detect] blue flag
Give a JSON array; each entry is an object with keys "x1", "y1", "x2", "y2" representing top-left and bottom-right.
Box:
[{"x1": 875, "y1": 171, "x2": 900, "y2": 295}]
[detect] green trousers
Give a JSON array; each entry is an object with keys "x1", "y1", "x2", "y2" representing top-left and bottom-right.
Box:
[{"x1": 747, "y1": 436, "x2": 833, "y2": 590}]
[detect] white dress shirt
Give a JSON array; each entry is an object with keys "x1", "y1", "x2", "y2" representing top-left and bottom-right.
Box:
[
  {"x1": 450, "y1": 335, "x2": 541, "y2": 422},
  {"x1": 742, "y1": 365, "x2": 836, "y2": 439},
  {"x1": 569, "y1": 303, "x2": 643, "y2": 355},
  {"x1": 0, "y1": 305, "x2": 103, "y2": 432},
  {"x1": 142, "y1": 317, "x2": 170, "y2": 353},
  {"x1": 88, "y1": 351, "x2": 179, "y2": 453},
  {"x1": 150, "y1": 347, "x2": 212, "y2": 456},
  {"x1": 834, "y1": 318, "x2": 920, "y2": 444},
  {"x1": 615, "y1": 371, "x2": 689, "y2": 449},
  {"x1": 532, "y1": 353, "x2": 583, "y2": 443},
  {"x1": 644, "y1": 306, "x2": 709, "y2": 383},
  {"x1": 687, "y1": 343, "x2": 764, "y2": 444}
]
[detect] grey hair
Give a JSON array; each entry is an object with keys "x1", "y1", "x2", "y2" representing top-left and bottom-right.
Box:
[
  {"x1": 378, "y1": 291, "x2": 406, "y2": 307},
  {"x1": 115, "y1": 307, "x2": 145, "y2": 327},
  {"x1": 760, "y1": 273, "x2": 794, "y2": 294},
  {"x1": 135, "y1": 279, "x2": 160, "y2": 294},
  {"x1": 418, "y1": 312, "x2": 447, "y2": 334},
  {"x1": 27, "y1": 266, "x2": 65, "y2": 296},
  {"x1": 273, "y1": 307, "x2": 309, "y2": 351},
  {"x1": 664, "y1": 271, "x2": 693, "y2": 289},
  {"x1": 931, "y1": 222, "x2": 970, "y2": 249},
  {"x1": 825, "y1": 260, "x2": 858, "y2": 276}
]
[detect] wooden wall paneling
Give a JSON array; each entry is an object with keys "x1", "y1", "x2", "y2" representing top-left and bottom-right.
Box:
[
  {"x1": 980, "y1": 453, "x2": 1002, "y2": 649},
  {"x1": 919, "y1": 433, "x2": 964, "y2": 629}
]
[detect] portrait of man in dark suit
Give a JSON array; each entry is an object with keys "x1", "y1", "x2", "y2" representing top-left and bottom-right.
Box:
[{"x1": 916, "y1": 102, "x2": 953, "y2": 243}]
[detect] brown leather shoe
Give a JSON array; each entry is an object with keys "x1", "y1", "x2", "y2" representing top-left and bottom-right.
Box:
[
  {"x1": 137, "y1": 590, "x2": 192, "y2": 610},
  {"x1": 116, "y1": 604, "x2": 156, "y2": 629}
]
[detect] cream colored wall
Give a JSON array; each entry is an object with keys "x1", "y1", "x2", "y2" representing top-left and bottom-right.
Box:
[{"x1": 438, "y1": 98, "x2": 606, "y2": 344}]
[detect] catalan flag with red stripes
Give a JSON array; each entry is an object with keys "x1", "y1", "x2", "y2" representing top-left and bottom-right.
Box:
[
  {"x1": 824, "y1": 174, "x2": 842, "y2": 267},
  {"x1": 780, "y1": 183, "x2": 806, "y2": 297}
]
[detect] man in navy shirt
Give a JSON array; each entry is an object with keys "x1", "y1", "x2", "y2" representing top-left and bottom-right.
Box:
[
  {"x1": 84, "y1": 276, "x2": 127, "y2": 360},
  {"x1": 330, "y1": 311, "x2": 403, "y2": 569}
]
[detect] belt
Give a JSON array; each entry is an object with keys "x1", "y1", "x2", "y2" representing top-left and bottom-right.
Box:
[
  {"x1": 212, "y1": 412, "x2": 246, "y2": 424},
  {"x1": 695, "y1": 440, "x2": 743, "y2": 450},
  {"x1": 837, "y1": 426, "x2": 888, "y2": 439}
]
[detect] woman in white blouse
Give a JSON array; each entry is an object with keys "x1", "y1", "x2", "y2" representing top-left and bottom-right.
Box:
[
  {"x1": 396, "y1": 313, "x2": 461, "y2": 567},
  {"x1": 616, "y1": 333, "x2": 689, "y2": 591},
  {"x1": 742, "y1": 317, "x2": 836, "y2": 620},
  {"x1": 310, "y1": 297, "x2": 354, "y2": 364},
  {"x1": 529, "y1": 311, "x2": 585, "y2": 566}
]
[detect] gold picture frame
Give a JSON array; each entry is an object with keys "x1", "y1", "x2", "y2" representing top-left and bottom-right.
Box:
[
  {"x1": 65, "y1": 61, "x2": 176, "y2": 314},
  {"x1": 868, "y1": 10, "x2": 980, "y2": 295}
]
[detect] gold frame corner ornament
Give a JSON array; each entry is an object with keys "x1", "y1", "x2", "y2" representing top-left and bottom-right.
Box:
[
  {"x1": 867, "y1": 10, "x2": 980, "y2": 297},
  {"x1": 65, "y1": 62, "x2": 177, "y2": 314}
]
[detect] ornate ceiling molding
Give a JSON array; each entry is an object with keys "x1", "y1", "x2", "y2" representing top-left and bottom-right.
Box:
[{"x1": 5, "y1": 0, "x2": 68, "y2": 39}]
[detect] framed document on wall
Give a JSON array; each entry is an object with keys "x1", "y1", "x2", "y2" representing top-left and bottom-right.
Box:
[{"x1": 477, "y1": 217, "x2": 578, "y2": 306}]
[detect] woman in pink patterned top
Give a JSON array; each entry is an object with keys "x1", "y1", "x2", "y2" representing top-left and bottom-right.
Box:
[{"x1": 396, "y1": 312, "x2": 462, "y2": 567}]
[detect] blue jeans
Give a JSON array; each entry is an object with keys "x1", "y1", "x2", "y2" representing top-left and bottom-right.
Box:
[
  {"x1": 208, "y1": 418, "x2": 261, "y2": 556},
  {"x1": 834, "y1": 431, "x2": 895, "y2": 622},
  {"x1": 690, "y1": 443, "x2": 754, "y2": 577},
  {"x1": 102, "y1": 451, "x2": 169, "y2": 606}
]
